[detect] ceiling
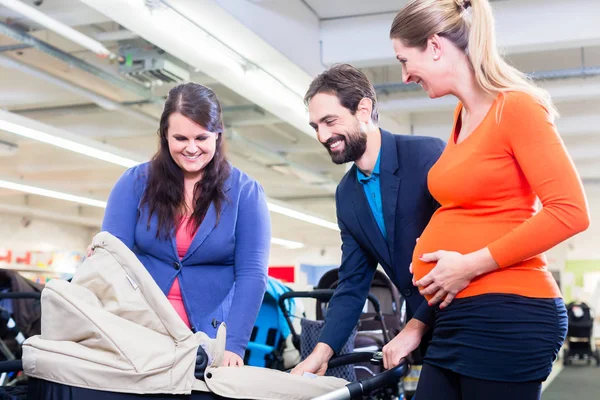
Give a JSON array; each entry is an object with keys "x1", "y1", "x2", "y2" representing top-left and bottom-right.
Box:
[{"x1": 0, "y1": 0, "x2": 598, "y2": 253}]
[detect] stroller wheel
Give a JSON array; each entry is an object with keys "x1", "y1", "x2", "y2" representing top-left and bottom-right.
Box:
[{"x1": 562, "y1": 350, "x2": 570, "y2": 366}]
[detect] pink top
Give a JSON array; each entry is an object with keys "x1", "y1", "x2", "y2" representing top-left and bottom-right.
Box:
[{"x1": 167, "y1": 215, "x2": 195, "y2": 328}]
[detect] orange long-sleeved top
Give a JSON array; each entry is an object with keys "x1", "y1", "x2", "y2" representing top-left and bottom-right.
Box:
[{"x1": 412, "y1": 91, "x2": 590, "y2": 300}]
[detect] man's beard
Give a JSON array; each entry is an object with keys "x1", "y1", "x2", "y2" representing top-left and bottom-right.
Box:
[{"x1": 324, "y1": 126, "x2": 368, "y2": 165}]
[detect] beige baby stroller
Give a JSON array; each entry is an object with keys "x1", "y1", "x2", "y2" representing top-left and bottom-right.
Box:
[{"x1": 4, "y1": 232, "x2": 409, "y2": 400}]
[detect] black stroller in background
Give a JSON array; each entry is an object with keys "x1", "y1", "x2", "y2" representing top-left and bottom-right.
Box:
[
  {"x1": 278, "y1": 268, "x2": 407, "y2": 399},
  {"x1": 315, "y1": 269, "x2": 405, "y2": 355},
  {"x1": 0, "y1": 270, "x2": 43, "y2": 399},
  {"x1": 0, "y1": 270, "x2": 43, "y2": 384},
  {"x1": 563, "y1": 301, "x2": 600, "y2": 366}
]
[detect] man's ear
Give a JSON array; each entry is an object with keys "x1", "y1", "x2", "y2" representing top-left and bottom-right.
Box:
[{"x1": 356, "y1": 98, "x2": 373, "y2": 124}]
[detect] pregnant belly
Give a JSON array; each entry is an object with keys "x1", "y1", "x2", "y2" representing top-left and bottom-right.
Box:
[
  {"x1": 412, "y1": 213, "x2": 559, "y2": 300},
  {"x1": 412, "y1": 216, "x2": 514, "y2": 282}
]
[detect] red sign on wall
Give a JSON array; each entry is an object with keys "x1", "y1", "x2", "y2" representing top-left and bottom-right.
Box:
[{"x1": 268, "y1": 265, "x2": 295, "y2": 283}]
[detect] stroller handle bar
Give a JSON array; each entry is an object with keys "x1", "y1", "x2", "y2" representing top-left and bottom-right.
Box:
[
  {"x1": 312, "y1": 356, "x2": 409, "y2": 400},
  {"x1": 277, "y1": 289, "x2": 390, "y2": 349},
  {"x1": 0, "y1": 360, "x2": 22, "y2": 373},
  {"x1": 278, "y1": 290, "x2": 383, "y2": 314},
  {"x1": 0, "y1": 292, "x2": 41, "y2": 300},
  {"x1": 327, "y1": 351, "x2": 375, "y2": 370}
]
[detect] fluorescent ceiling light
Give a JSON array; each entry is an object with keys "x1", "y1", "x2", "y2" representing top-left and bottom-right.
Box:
[
  {"x1": 0, "y1": 111, "x2": 338, "y2": 233},
  {"x1": 137, "y1": 1, "x2": 245, "y2": 75},
  {"x1": 0, "y1": 179, "x2": 306, "y2": 247},
  {"x1": 245, "y1": 67, "x2": 306, "y2": 118},
  {"x1": 0, "y1": 111, "x2": 140, "y2": 168},
  {"x1": 0, "y1": 179, "x2": 107, "y2": 208},
  {"x1": 0, "y1": 174, "x2": 339, "y2": 232},
  {"x1": 271, "y1": 237, "x2": 305, "y2": 250},
  {"x1": 268, "y1": 202, "x2": 339, "y2": 231},
  {"x1": 0, "y1": 0, "x2": 114, "y2": 58}
]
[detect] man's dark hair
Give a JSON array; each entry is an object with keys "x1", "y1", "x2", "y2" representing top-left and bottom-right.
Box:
[{"x1": 304, "y1": 64, "x2": 379, "y2": 123}]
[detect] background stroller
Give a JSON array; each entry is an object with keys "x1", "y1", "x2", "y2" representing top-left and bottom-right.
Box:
[
  {"x1": 315, "y1": 269, "x2": 405, "y2": 356},
  {"x1": 274, "y1": 270, "x2": 407, "y2": 399},
  {"x1": 245, "y1": 277, "x2": 303, "y2": 370},
  {"x1": 563, "y1": 301, "x2": 600, "y2": 366},
  {"x1": 246, "y1": 270, "x2": 404, "y2": 378},
  {"x1": 0, "y1": 269, "x2": 43, "y2": 355},
  {"x1": 0, "y1": 269, "x2": 42, "y2": 390}
]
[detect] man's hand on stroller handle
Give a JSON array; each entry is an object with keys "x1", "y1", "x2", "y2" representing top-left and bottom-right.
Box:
[
  {"x1": 382, "y1": 318, "x2": 428, "y2": 370},
  {"x1": 290, "y1": 342, "x2": 334, "y2": 376}
]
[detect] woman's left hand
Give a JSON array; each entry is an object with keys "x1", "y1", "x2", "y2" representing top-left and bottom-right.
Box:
[
  {"x1": 415, "y1": 250, "x2": 476, "y2": 309},
  {"x1": 222, "y1": 351, "x2": 244, "y2": 367}
]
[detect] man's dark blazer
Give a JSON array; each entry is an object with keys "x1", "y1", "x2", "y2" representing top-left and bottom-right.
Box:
[{"x1": 319, "y1": 129, "x2": 446, "y2": 354}]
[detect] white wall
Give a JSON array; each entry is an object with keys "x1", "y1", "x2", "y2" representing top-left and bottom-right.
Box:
[
  {"x1": 0, "y1": 213, "x2": 94, "y2": 253},
  {"x1": 0, "y1": 213, "x2": 96, "y2": 283},
  {"x1": 567, "y1": 183, "x2": 600, "y2": 260},
  {"x1": 269, "y1": 245, "x2": 341, "y2": 287}
]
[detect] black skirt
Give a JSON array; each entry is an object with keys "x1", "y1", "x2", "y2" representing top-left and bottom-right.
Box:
[{"x1": 424, "y1": 294, "x2": 567, "y2": 383}]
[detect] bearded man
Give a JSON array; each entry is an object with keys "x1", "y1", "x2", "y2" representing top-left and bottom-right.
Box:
[{"x1": 292, "y1": 64, "x2": 446, "y2": 376}]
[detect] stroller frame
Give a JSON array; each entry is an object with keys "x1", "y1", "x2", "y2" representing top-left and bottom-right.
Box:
[
  {"x1": 0, "y1": 351, "x2": 409, "y2": 400},
  {"x1": 277, "y1": 289, "x2": 391, "y2": 353},
  {"x1": 0, "y1": 291, "x2": 41, "y2": 388}
]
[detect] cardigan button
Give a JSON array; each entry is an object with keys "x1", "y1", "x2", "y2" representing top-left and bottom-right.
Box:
[
  {"x1": 173, "y1": 262, "x2": 181, "y2": 270},
  {"x1": 403, "y1": 288, "x2": 412, "y2": 297}
]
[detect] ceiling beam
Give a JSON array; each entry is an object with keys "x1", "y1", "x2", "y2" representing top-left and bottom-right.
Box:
[
  {"x1": 379, "y1": 77, "x2": 600, "y2": 113},
  {"x1": 320, "y1": 0, "x2": 600, "y2": 67}
]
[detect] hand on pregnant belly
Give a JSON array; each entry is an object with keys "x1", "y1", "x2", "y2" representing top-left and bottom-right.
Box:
[{"x1": 415, "y1": 250, "x2": 477, "y2": 309}]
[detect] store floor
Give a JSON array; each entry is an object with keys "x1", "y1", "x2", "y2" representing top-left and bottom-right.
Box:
[{"x1": 543, "y1": 363, "x2": 600, "y2": 399}]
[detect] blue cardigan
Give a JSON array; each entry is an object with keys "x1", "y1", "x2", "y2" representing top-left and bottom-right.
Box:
[{"x1": 101, "y1": 162, "x2": 271, "y2": 357}]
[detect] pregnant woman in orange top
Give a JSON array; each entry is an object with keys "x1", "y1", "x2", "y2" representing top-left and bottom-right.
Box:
[{"x1": 388, "y1": 1, "x2": 590, "y2": 399}]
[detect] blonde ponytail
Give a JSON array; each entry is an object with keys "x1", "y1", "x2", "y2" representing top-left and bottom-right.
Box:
[
  {"x1": 467, "y1": 0, "x2": 558, "y2": 119},
  {"x1": 390, "y1": 0, "x2": 558, "y2": 120}
]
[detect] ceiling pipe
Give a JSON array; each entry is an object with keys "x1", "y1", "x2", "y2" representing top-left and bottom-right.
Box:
[
  {"x1": 0, "y1": 54, "x2": 157, "y2": 126},
  {"x1": 374, "y1": 66, "x2": 600, "y2": 94},
  {"x1": 0, "y1": 0, "x2": 116, "y2": 58},
  {"x1": 10, "y1": 101, "x2": 261, "y2": 118},
  {"x1": 0, "y1": 20, "x2": 156, "y2": 101}
]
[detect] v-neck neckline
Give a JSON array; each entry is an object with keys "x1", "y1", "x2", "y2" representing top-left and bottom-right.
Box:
[{"x1": 452, "y1": 94, "x2": 501, "y2": 146}]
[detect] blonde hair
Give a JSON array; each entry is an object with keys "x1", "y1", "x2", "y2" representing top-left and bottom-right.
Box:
[{"x1": 389, "y1": 0, "x2": 558, "y2": 120}]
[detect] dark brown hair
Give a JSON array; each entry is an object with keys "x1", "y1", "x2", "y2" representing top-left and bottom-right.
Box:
[
  {"x1": 140, "y1": 82, "x2": 231, "y2": 240},
  {"x1": 304, "y1": 64, "x2": 379, "y2": 123}
]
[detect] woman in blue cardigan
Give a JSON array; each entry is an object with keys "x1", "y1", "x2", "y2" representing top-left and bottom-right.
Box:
[{"x1": 101, "y1": 82, "x2": 271, "y2": 367}]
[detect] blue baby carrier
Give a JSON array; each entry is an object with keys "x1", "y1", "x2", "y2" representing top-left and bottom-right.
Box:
[{"x1": 244, "y1": 277, "x2": 296, "y2": 369}]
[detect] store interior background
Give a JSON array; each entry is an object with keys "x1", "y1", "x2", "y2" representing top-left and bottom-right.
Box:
[{"x1": 0, "y1": 0, "x2": 599, "y2": 355}]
